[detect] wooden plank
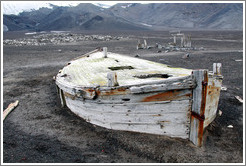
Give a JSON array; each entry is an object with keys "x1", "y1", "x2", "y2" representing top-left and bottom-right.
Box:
[
  {"x1": 66, "y1": 96, "x2": 191, "y2": 116},
  {"x1": 96, "y1": 89, "x2": 192, "y2": 104},
  {"x1": 130, "y1": 81, "x2": 194, "y2": 94},
  {"x1": 190, "y1": 70, "x2": 208, "y2": 147},
  {"x1": 3, "y1": 100, "x2": 19, "y2": 121},
  {"x1": 69, "y1": 107, "x2": 189, "y2": 124},
  {"x1": 204, "y1": 76, "x2": 222, "y2": 128},
  {"x1": 191, "y1": 70, "x2": 208, "y2": 115},
  {"x1": 65, "y1": 97, "x2": 191, "y2": 139},
  {"x1": 84, "y1": 100, "x2": 191, "y2": 114},
  {"x1": 189, "y1": 116, "x2": 199, "y2": 144},
  {"x1": 129, "y1": 75, "x2": 195, "y2": 91},
  {"x1": 68, "y1": 102, "x2": 190, "y2": 124},
  {"x1": 110, "y1": 122, "x2": 189, "y2": 139}
]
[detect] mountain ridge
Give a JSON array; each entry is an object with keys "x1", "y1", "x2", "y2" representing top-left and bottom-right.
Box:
[{"x1": 3, "y1": 3, "x2": 243, "y2": 31}]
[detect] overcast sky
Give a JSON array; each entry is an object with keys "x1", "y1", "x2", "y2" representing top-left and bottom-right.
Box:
[{"x1": 2, "y1": 1, "x2": 119, "y2": 15}]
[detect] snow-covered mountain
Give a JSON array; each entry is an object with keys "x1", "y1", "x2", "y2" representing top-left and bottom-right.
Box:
[
  {"x1": 93, "y1": 3, "x2": 116, "y2": 9},
  {"x1": 3, "y1": 2, "x2": 51, "y2": 15},
  {"x1": 2, "y1": 2, "x2": 109, "y2": 15},
  {"x1": 3, "y1": 3, "x2": 243, "y2": 31}
]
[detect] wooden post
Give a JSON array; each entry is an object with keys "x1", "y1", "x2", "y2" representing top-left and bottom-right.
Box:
[
  {"x1": 213, "y1": 63, "x2": 222, "y2": 75},
  {"x1": 137, "y1": 40, "x2": 140, "y2": 50},
  {"x1": 188, "y1": 35, "x2": 191, "y2": 47},
  {"x1": 181, "y1": 35, "x2": 184, "y2": 47},
  {"x1": 107, "y1": 72, "x2": 119, "y2": 87},
  {"x1": 103, "y1": 47, "x2": 107, "y2": 58},
  {"x1": 144, "y1": 40, "x2": 147, "y2": 49},
  {"x1": 59, "y1": 88, "x2": 66, "y2": 107},
  {"x1": 190, "y1": 69, "x2": 208, "y2": 146}
]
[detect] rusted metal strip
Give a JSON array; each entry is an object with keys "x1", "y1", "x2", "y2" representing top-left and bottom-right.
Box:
[{"x1": 191, "y1": 111, "x2": 205, "y2": 121}]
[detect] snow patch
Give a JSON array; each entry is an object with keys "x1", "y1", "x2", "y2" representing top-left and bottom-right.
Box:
[
  {"x1": 121, "y1": 4, "x2": 133, "y2": 9},
  {"x1": 93, "y1": 3, "x2": 112, "y2": 8},
  {"x1": 141, "y1": 23, "x2": 152, "y2": 27},
  {"x1": 25, "y1": 32, "x2": 37, "y2": 35},
  {"x1": 3, "y1": 25, "x2": 9, "y2": 32},
  {"x1": 2, "y1": 2, "x2": 79, "y2": 15}
]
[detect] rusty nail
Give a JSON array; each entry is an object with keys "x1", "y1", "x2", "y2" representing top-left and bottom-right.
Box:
[{"x1": 202, "y1": 81, "x2": 207, "y2": 86}]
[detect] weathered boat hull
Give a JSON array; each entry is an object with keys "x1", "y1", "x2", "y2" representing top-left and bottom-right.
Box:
[
  {"x1": 55, "y1": 48, "x2": 223, "y2": 146},
  {"x1": 63, "y1": 89, "x2": 192, "y2": 139}
]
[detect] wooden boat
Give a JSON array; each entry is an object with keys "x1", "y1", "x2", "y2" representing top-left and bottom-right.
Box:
[{"x1": 55, "y1": 47, "x2": 223, "y2": 146}]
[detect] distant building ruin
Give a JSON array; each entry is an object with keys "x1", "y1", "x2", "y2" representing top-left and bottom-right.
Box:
[
  {"x1": 137, "y1": 39, "x2": 147, "y2": 49},
  {"x1": 170, "y1": 32, "x2": 191, "y2": 48},
  {"x1": 136, "y1": 31, "x2": 194, "y2": 52}
]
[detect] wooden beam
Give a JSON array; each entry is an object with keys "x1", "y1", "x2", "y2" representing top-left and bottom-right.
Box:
[
  {"x1": 3, "y1": 100, "x2": 19, "y2": 121},
  {"x1": 144, "y1": 40, "x2": 147, "y2": 49},
  {"x1": 130, "y1": 75, "x2": 195, "y2": 93},
  {"x1": 190, "y1": 70, "x2": 208, "y2": 147}
]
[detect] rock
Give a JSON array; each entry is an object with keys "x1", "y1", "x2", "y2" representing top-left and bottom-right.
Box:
[
  {"x1": 227, "y1": 125, "x2": 233, "y2": 128},
  {"x1": 221, "y1": 86, "x2": 227, "y2": 91},
  {"x1": 3, "y1": 32, "x2": 125, "y2": 46},
  {"x1": 182, "y1": 53, "x2": 190, "y2": 59},
  {"x1": 218, "y1": 110, "x2": 222, "y2": 116}
]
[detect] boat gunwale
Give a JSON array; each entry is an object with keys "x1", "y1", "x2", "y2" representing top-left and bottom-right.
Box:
[{"x1": 56, "y1": 74, "x2": 197, "y2": 97}]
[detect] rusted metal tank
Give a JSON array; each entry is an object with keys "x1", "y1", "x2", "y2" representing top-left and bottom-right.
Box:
[{"x1": 55, "y1": 47, "x2": 223, "y2": 146}]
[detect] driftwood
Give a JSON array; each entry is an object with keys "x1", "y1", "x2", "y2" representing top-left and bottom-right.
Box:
[
  {"x1": 235, "y1": 96, "x2": 243, "y2": 103},
  {"x1": 3, "y1": 100, "x2": 19, "y2": 121}
]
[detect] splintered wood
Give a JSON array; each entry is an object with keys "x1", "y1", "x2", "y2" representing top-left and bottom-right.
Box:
[{"x1": 3, "y1": 100, "x2": 19, "y2": 121}]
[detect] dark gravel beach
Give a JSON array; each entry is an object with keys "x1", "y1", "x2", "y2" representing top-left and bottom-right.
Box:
[{"x1": 3, "y1": 30, "x2": 243, "y2": 163}]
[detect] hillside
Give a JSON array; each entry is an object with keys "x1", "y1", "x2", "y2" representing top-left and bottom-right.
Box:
[
  {"x1": 3, "y1": 3, "x2": 243, "y2": 31},
  {"x1": 109, "y1": 3, "x2": 243, "y2": 30}
]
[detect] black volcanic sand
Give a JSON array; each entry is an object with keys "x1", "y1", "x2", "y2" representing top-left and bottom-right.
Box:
[{"x1": 3, "y1": 30, "x2": 243, "y2": 163}]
